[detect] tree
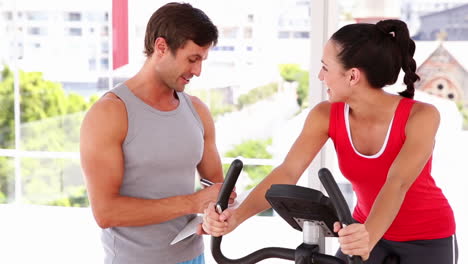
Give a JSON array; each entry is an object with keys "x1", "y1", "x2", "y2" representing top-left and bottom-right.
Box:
[
  {"x1": 237, "y1": 83, "x2": 278, "y2": 109},
  {"x1": 0, "y1": 66, "x2": 97, "y2": 205},
  {"x1": 187, "y1": 88, "x2": 235, "y2": 120},
  {"x1": 279, "y1": 64, "x2": 309, "y2": 108},
  {"x1": 224, "y1": 138, "x2": 275, "y2": 216},
  {"x1": 224, "y1": 138, "x2": 273, "y2": 190},
  {"x1": 279, "y1": 64, "x2": 302, "y2": 82},
  {"x1": 0, "y1": 67, "x2": 15, "y2": 148},
  {"x1": 296, "y1": 70, "x2": 310, "y2": 108},
  {"x1": 457, "y1": 102, "x2": 468, "y2": 130}
]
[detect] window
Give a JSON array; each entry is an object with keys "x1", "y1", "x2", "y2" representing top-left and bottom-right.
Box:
[
  {"x1": 278, "y1": 30, "x2": 290, "y2": 38},
  {"x1": 100, "y1": 57, "x2": 109, "y2": 70},
  {"x1": 26, "y1": 11, "x2": 48, "y2": 21},
  {"x1": 293, "y1": 31, "x2": 309, "y2": 38},
  {"x1": 221, "y1": 27, "x2": 238, "y2": 39},
  {"x1": 244, "y1": 27, "x2": 253, "y2": 39},
  {"x1": 88, "y1": 58, "x2": 96, "y2": 71},
  {"x1": 1, "y1": 1, "x2": 466, "y2": 263},
  {"x1": 27, "y1": 27, "x2": 41, "y2": 35},
  {"x1": 67, "y1": 12, "x2": 82, "y2": 21},
  {"x1": 101, "y1": 41, "x2": 109, "y2": 54},
  {"x1": 68, "y1": 27, "x2": 82, "y2": 36},
  {"x1": 3, "y1": 11, "x2": 13, "y2": 20},
  {"x1": 101, "y1": 26, "x2": 109, "y2": 36},
  {"x1": 86, "y1": 12, "x2": 107, "y2": 22}
]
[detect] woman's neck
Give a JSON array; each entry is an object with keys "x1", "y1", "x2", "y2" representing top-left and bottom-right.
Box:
[{"x1": 346, "y1": 89, "x2": 401, "y2": 122}]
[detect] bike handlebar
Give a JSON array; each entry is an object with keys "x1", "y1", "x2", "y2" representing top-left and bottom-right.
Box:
[
  {"x1": 210, "y1": 162, "x2": 362, "y2": 264},
  {"x1": 211, "y1": 237, "x2": 296, "y2": 264},
  {"x1": 318, "y1": 168, "x2": 364, "y2": 264},
  {"x1": 216, "y1": 159, "x2": 243, "y2": 212},
  {"x1": 211, "y1": 159, "x2": 296, "y2": 263}
]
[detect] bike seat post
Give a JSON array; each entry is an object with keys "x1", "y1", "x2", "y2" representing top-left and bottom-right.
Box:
[{"x1": 302, "y1": 221, "x2": 325, "y2": 254}]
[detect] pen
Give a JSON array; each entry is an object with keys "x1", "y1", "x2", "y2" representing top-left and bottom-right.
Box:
[
  {"x1": 199, "y1": 178, "x2": 223, "y2": 214},
  {"x1": 200, "y1": 178, "x2": 214, "y2": 187}
]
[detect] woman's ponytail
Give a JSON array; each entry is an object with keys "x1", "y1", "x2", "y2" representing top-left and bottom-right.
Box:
[{"x1": 376, "y1": 20, "x2": 420, "y2": 99}]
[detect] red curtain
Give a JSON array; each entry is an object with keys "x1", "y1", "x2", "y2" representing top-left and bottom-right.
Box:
[{"x1": 112, "y1": 0, "x2": 128, "y2": 70}]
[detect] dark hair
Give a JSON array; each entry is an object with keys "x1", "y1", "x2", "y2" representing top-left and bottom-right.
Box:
[
  {"x1": 144, "y1": 2, "x2": 218, "y2": 57},
  {"x1": 330, "y1": 19, "x2": 420, "y2": 99}
]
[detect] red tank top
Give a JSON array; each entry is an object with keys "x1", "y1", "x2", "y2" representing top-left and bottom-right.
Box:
[{"x1": 328, "y1": 98, "x2": 455, "y2": 241}]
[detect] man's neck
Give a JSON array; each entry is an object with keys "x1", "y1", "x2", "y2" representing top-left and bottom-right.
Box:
[{"x1": 125, "y1": 64, "x2": 179, "y2": 111}]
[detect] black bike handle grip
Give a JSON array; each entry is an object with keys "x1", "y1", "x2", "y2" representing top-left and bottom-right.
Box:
[
  {"x1": 318, "y1": 168, "x2": 354, "y2": 225},
  {"x1": 216, "y1": 159, "x2": 243, "y2": 211},
  {"x1": 350, "y1": 255, "x2": 364, "y2": 264},
  {"x1": 318, "y1": 168, "x2": 363, "y2": 264}
]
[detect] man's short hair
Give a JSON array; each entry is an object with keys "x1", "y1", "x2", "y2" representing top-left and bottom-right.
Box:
[{"x1": 144, "y1": 2, "x2": 218, "y2": 57}]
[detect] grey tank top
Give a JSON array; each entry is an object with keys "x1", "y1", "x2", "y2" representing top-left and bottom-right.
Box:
[{"x1": 101, "y1": 83, "x2": 204, "y2": 264}]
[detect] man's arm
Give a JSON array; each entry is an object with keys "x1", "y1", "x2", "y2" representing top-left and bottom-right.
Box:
[
  {"x1": 80, "y1": 94, "x2": 221, "y2": 229},
  {"x1": 189, "y1": 95, "x2": 224, "y2": 183}
]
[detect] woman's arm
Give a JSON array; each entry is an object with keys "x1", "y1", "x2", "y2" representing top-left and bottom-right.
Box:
[
  {"x1": 338, "y1": 102, "x2": 440, "y2": 259},
  {"x1": 203, "y1": 101, "x2": 332, "y2": 236}
]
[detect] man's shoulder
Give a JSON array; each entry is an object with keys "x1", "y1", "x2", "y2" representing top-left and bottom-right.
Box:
[
  {"x1": 182, "y1": 93, "x2": 205, "y2": 108},
  {"x1": 82, "y1": 93, "x2": 128, "y2": 139},
  {"x1": 91, "y1": 93, "x2": 126, "y2": 115},
  {"x1": 183, "y1": 93, "x2": 210, "y2": 118}
]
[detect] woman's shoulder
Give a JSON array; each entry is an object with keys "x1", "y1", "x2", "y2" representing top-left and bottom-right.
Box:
[
  {"x1": 409, "y1": 100, "x2": 440, "y2": 121},
  {"x1": 301, "y1": 101, "x2": 333, "y2": 133},
  {"x1": 307, "y1": 101, "x2": 333, "y2": 120},
  {"x1": 405, "y1": 100, "x2": 440, "y2": 134}
]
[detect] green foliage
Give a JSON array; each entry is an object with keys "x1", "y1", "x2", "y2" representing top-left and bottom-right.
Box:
[
  {"x1": 225, "y1": 138, "x2": 273, "y2": 159},
  {"x1": 0, "y1": 67, "x2": 15, "y2": 148},
  {"x1": 187, "y1": 88, "x2": 235, "y2": 120},
  {"x1": 279, "y1": 64, "x2": 309, "y2": 108},
  {"x1": 456, "y1": 102, "x2": 468, "y2": 130},
  {"x1": 0, "y1": 191, "x2": 5, "y2": 203},
  {"x1": 0, "y1": 65, "x2": 96, "y2": 206},
  {"x1": 0, "y1": 156, "x2": 13, "y2": 203},
  {"x1": 279, "y1": 64, "x2": 302, "y2": 82},
  {"x1": 224, "y1": 138, "x2": 273, "y2": 190},
  {"x1": 237, "y1": 83, "x2": 278, "y2": 109},
  {"x1": 21, "y1": 158, "x2": 83, "y2": 205},
  {"x1": 296, "y1": 71, "x2": 310, "y2": 108},
  {"x1": 21, "y1": 72, "x2": 67, "y2": 123},
  {"x1": 189, "y1": 82, "x2": 281, "y2": 118},
  {"x1": 47, "y1": 186, "x2": 89, "y2": 207},
  {"x1": 242, "y1": 165, "x2": 274, "y2": 190}
]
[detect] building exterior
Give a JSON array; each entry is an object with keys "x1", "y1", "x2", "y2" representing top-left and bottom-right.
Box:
[
  {"x1": 352, "y1": 0, "x2": 400, "y2": 24},
  {"x1": 1, "y1": 0, "x2": 316, "y2": 98},
  {"x1": 400, "y1": 0, "x2": 467, "y2": 36},
  {"x1": 0, "y1": 0, "x2": 110, "y2": 90},
  {"x1": 415, "y1": 42, "x2": 468, "y2": 105},
  {"x1": 411, "y1": 3, "x2": 468, "y2": 40}
]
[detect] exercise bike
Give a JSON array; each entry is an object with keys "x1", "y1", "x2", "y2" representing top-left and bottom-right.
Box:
[{"x1": 210, "y1": 159, "x2": 364, "y2": 264}]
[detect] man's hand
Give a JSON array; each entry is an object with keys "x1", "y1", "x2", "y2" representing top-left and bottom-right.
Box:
[{"x1": 193, "y1": 184, "x2": 237, "y2": 214}]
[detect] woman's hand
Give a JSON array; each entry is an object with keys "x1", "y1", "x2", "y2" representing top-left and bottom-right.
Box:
[
  {"x1": 334, "y1": 222, "x2": 371, "y2": 261},
  {"x1": 200, "y1": 202, "x2": 239, "y2": 237}
]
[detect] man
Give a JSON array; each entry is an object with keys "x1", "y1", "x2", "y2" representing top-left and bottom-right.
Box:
[{"x1": 80, "y1": 3, "x2": 233, "y2": 263}]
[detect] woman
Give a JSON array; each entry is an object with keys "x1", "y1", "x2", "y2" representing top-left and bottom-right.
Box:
[{"x1": 202, "y1": 19, "x2": 457, "y2": 263}]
